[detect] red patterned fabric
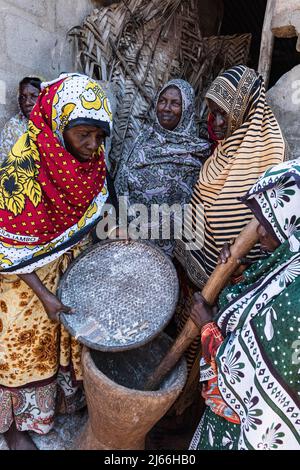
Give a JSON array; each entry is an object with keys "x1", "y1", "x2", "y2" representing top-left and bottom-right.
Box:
[
  {"x1": 207, "y1": 113, "x2": 219, "y2": 152},
  {"x1": 201, "y1": 322, "x2": 240, "y2": 424},
  {"x1": 0, "y1": 79, "x2": 106, "y2": 247},
  {"x1": 201, "y1": 321, "x2": 224, "y2": 374}
]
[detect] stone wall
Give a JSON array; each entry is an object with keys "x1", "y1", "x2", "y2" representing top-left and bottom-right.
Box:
[
  {"x1": 267, "y1": 64, "x2": 300, "y2": 160},
  {"x1": 272, "y1": 0, "x2": 300, "y2": 40},
  {"x1": 0, "y1": 0, "x2": 96, "y2": 131}
]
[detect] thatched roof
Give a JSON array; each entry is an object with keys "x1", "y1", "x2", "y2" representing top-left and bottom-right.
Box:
[{"x1": 69, "y1": 0, "x2": 251, "y2": 175}]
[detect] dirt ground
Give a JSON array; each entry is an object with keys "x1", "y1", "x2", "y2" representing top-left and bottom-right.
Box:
[
  {"x1": 0, "y1": 398, "x2": 203, "y2": 450},
  {"x1": 0, "y1": 410, "x2": 88, "y2": 450}
]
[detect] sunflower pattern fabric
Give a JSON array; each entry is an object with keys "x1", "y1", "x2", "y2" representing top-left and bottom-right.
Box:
[
  {"x1": 190, "y1": 160, "x2": 300, "y2": 450},
  {"x1": 175, "y1": 65, "x2": 286, "y2": 288},
  {"x1": 0, "y1": 238, "x2": 88, "y2": 434},
  {"x1": 0, "y1": 73, "x2": 112, "y2": 435},
  {"x1": 0, "y1": 73, "x2": 112, "y2": 274}
]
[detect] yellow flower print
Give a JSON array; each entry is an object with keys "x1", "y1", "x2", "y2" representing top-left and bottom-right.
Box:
[
  {"x1": 59, "y1": 102, "x2": 76, "y2": 133},
  {"x1": 2, "y1": 134, "x2": 35, "y2": 170},
  {"x1": 33, "y1": 238, "x2": 63, "y2": 257},
  {"x1": 28, "y1": 121, "x2": 41, "y2": 142},
  {"x1": 0, "y1": 253, "x2": 13, "y2": 266},
  {"x1": 77, "y1": 202, "x2": 97, "y2": 229},
  {"x1": 103, "y1": 97, "x2": 112, "y2": 121},
  {"x1": 0, "y1": 165, "x2": 41, "y2": 215},
  {"x1": 0, "y1": 172, "x2": 25, "y2": 216},
  {"x1": 80, "y1": 82, "x2": 103, "y2": 111},
  {"x1": 4, "y1": 139, "x2": 36, "y2": 178},
  {"x1": 52, "y1": 91, "x2": 60, "y2": 133},
  {"x1": 0, "y1": 189, "x2": 5, "y2": 210},
  {"x1": 0, "y1": 124, "x2": 42, "y2": 215},
  {"x1": 1, "y1": 172, "x2": 23, "y2": 198},
  {"x1": 23, "y1": 175, "x2": 42, "y2": 207}
]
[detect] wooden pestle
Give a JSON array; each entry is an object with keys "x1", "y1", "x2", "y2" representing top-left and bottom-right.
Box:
[{"x1": 144, "y1": 218, "x2": 259, "y2": 391}]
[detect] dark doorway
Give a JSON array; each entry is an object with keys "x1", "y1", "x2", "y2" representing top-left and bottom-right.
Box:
[
  {"x1": 220, "y1": 0, "x2": 300, "y2": 88},
  {"x1": 269, "y1": 36, "x2": 300, "y2": 87},
  {"x1": 220, "y1": 0, "x2": 266, "y2": 70}
]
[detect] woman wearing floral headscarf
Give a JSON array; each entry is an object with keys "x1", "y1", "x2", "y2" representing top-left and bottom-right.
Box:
[
  {"x1": 189, "y1": 160, "x2": 300, "y2": 450},
  {"x1": 115, "y1": 79, "x2": 211, "y2": 257},
  {"x1": 0, "y1": 73, "x2": 113, "y2": 449}
]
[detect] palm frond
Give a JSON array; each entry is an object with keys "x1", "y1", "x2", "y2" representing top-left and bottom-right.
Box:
[{"x1": 68, "y1": 0, "x2": 251, "y2": 176}]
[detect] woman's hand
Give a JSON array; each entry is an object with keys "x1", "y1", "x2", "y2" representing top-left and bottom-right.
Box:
[
  {"x1": 41, "y1": 291, "x2": 73, "y2": 322},
  {"x1": 18, "y1": 272, "x2": 73, "y2": 322},
  {"x1": 218, "y1": 241, "x2": 248, "y2": 277},
  {"x1": 189, "y1": 292, "x2": 216, "y2": 330},
  {"x1": 218, "y1": 241, "x2": 231, "y2": 265}
]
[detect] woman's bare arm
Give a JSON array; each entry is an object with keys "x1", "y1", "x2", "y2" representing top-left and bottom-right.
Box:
[{"x1": 19, "y1": 272, "x2": 73, "y2": 322}]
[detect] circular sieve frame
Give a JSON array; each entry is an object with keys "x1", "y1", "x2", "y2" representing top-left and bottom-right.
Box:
[{"x1": 57, "y1": 239, "x2": 179, "y2": 352}]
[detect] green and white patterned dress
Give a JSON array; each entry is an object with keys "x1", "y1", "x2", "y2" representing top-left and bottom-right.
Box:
[{"x1": 190, "y1": 160, "x2": 300, "y2": 450}]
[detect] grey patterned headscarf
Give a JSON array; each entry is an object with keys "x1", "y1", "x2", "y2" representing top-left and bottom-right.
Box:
[{"x1": 115, "y1": 79, "x2": 211, "y2": 256}]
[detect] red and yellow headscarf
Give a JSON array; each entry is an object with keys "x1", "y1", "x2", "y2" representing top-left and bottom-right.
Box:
[{"x1": 0, "y1": 73, "x2": 112, "y2": 273}]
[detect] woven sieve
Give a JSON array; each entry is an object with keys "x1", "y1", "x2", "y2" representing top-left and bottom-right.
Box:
[{"x1": 57, "y1": 240, "x2": 179, "y2": 351}]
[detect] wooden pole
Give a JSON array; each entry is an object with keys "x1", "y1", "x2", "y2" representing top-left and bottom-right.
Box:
[
  {"x1": 144, "y1": 218, "x2": 259, "y2": 391},
  {"x1": 258, "y1": 0, "x2": 276, "y2": 89}
]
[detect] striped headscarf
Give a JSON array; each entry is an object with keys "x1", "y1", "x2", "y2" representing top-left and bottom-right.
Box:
[{"x1": 175, "y1": 65, "x2": 286, "y2": 288}]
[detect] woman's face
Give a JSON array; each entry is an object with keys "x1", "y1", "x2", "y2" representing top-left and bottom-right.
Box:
[
  {"x1": 63, "y1": 125, "x2": 106, "y2": 163},
  {"x1": 156, "y1": 86, "x2": 182, "y2": 131},
  {"x1": 207, "y1": 98, "x2": 229, "y2": 140},
  {"x1": 19, "y1": 83, "x2": 40, "y2": 118},
  {"x1": 257, "y1": 223, "x2": 280, "y2": 252}
]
